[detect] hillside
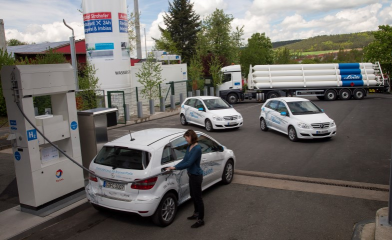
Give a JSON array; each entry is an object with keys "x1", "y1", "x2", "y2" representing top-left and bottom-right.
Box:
[
  {"x1": 272, "y1": 39, "x2": 303, "y2": 48},
  {"x1": 278, "y1": 32, "x2": 375, "y2": 51}
]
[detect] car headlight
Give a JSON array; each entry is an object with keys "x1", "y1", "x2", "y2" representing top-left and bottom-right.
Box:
[
  {"x1": 238, "y1": 115, "x2": 242, "y2": 119},
  {"x1": 297, "y1": 122, "x2": 310, "y2": 129},
  {"x1": 330, "y1": 121, "x2": 335, "y2": 127},
  {"x1": 213, "y1": 116, "x2": 223, "y2": 121}
]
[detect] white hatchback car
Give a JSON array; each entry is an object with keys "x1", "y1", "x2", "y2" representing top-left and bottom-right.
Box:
[
  {"x1": 180, "y1": 96, "x2": 243, "y2": 131},
  {"x1": 259, "y1": 97, "x2": 337, "y2": 141},
  {"x1": 85, "y1": 128, "x2": 235, "y2": 227}
]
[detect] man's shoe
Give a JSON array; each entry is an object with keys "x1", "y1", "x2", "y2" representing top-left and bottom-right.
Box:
[
  {"x1": 191, "y1": 220, "x2": 204, "y2": 228},
  {"x1": 187, "y1": 214, "x2": 198, "y2": 220}
]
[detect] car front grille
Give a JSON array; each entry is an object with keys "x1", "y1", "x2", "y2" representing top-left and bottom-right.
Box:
[
  {"x1": 223, "y1": 116, "x2": 238, "y2": 120},
  {"x1": 311, "y1": 123, "x2": 330, "y2": 129}
]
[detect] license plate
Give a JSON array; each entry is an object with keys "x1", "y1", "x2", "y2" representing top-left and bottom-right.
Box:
[
  {"x1": 103, "y1": 181, "x2": 125, "y2": 191},
  {"x1": 316, "y1": 130, "x2": 328, "y2": 134},
  {"x1": 226, "y1": 122, "x2": 236, "y2": 126}
]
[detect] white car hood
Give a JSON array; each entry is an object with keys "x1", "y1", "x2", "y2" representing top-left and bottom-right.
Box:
[
  {"x1": 209, "y1": 108, "x2": 240, "y2": 116},
  {"x1": 292, "y1": 113, "x2": 332, "y2": 123}
]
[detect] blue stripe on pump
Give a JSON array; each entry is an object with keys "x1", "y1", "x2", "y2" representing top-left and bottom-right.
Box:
[
  {"x1": 341, "y1": 74, "x2": 362, "y2": 81},
  {"x1": 340, "y1": 69, "x2": 361, "y2": 75},
  {"x1": 338, "y1": 63, "x2": 360, "y2": 69},
  {"x1": 342, "y1": 80, "x2": 364, "y2": 87}
]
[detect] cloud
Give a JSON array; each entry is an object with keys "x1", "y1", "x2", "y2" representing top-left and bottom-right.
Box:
[
  {"x1": 5, "y1": 22, "x2": 84, "y2": 44},
  {"x1": 191, "y1": 0, "x2": 228, "y2": 17},
  {"x1": 250, "y1": 0, "x2": 381, "y2": 15}
]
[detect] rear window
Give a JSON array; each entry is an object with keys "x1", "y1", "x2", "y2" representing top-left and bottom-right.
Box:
[{"x1": 94, "y1": 146, "x2": 151, "y2": 170}]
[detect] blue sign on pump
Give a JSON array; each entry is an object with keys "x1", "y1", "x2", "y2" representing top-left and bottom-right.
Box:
[
  {"x1": 14, "y1": 151, "x2": 21, "y2": 161},
  {"x1": 27, "y1": 129, "x2": 37, "y2": 141},
  {"x1": 10, "y1": 120, "x2": 16, "y2": 126},
  {"x1": 70, "y1": 121, "x2": 78, "y2": 130}
]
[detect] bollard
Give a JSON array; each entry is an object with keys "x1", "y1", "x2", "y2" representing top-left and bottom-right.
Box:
[
  {"x1": 137, "y1": 101, "x2": 143, "y2": 118},
  {"x1": 170, "y1": 95, "x2": 175, "y2": 110},
  {"x1": 196, "y1": 90, "x2": 200, "y2": 96},
  {"x1": 34, "y1": 107, "x2": 38, "y2": 116},
  {"x1": 216, "y1": 88, "x2": 220, "y2": 97},
  {"x1": 149, "y1": 99, "x2": 155, "y2": 115},
  {"x1": 160, "y1": 97, "x2": 165, "y2": 112},
  {"x1": 180, "y1": 93, "x2": 184, "y2": 104},
  {"x1": 188, "y1": 91, "x2": 192, "y2": 97},
  {"x1": 389, "y1": 143, "x2": 392, "y2": 224},
  {"x1": 204, "y1": 87, "x2": 208, "y2": 96},
  {"x1": 210, "y1": 87, "x2": 214, "y2": 96},
  {"x1": 125, "y1": 104, "x2": 130, "y2": 121}
]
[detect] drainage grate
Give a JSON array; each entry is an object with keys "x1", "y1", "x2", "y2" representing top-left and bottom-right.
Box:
[{"x1": 238, "y1": 172, "x2": 389, "y2": 192}]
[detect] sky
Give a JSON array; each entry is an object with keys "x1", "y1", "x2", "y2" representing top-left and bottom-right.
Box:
[{"x1": 2, "y1": 0, "x2": 392, "y2": 57}]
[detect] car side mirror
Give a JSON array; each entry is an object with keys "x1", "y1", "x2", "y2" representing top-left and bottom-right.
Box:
[
  {"x1": 321, "y1": 109, "x2": 324, "y2": 112},
  {"x1": 198, "y1": 108, "x2": 204, "y2": 111},
  {"x1": 230, "y1": 105, "x2": 233, "y2": 108},
  {"x1": 281, "y1": 111, "x2": 288, "y2": 116},
  {"x1": 218, "y1": 145, "x2": 224, "y2": 152}
]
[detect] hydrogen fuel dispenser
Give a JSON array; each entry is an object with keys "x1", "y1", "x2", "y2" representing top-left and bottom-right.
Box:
[{"x1": 1, "y1": 64, "x2": 85, "y2": 216}]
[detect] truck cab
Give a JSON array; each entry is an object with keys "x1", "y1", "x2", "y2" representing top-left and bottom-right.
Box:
[{"x1": 219, "y1": 65, "x2": 244, "y2": 104}]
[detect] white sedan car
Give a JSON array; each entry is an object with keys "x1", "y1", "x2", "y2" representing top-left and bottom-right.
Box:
[
  {"x1": 180, "y1": 96, "x2": 243, "y2": 131},
  {"x1": 85, "y1": 128, "x2": 235, "y2": 227},
  {"x1": 259, "y1": 97, "x2": 337, "y2": 141}
]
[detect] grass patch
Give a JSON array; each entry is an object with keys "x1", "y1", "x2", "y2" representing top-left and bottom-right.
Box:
[{"x1": 300, "y1": 50, "x2": 339, "y2": 56}]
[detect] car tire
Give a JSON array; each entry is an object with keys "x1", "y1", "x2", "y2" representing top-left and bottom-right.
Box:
[
  {"x1": 180, "y1": 114, "x2": 188, "y2": 125},
  {"x1": 91, "y1": 203, "x2": 107, "y2": 212},
  {"x1": 339, "y1": 89, "x2": 351, "y2": 100},
  {"x1": 353, "y1": 89, "x2": 365, "y2": 100},
  {"x1": 316, "y1": 96, "x2": 325, "y2": 100},
  {"x1": 221, "y1": 159, "x2": 234, "y2": 184},
  {"x1": 152, "y1": 192, "x2": 178, "y2": 227},
  {"x1": 267, "y1": 91, "x2": 280, "y2": 99},
  {"x1": 260, "y1": 118, "x2": 268, "y2": 131},
  {"x1": 226, "y1": 93, "x2": 238, "y2": 104},
  {"x1": 288, "y1": 126, "x2": 298, "y2": 142},
  {"x1": 205, "y1": 119, "x2": 214, "y2": 132},
  {"x1": 324, "y1": 89, "x2": 337, "y2": 101}
]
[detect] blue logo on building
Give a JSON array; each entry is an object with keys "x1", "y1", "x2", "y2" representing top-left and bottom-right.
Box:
[
  {"x1": 14, "y1": 151, "x2": 21, "y2": 161},
  {"x1": 27, "y1": 129, "x2": 37, "y2": 141},
  {"x1": 70, "y1": 121, "x2": 78, "y2": 130},
  {"x1": 10, "y1": 120, "x2": 16, "y2": 126}
]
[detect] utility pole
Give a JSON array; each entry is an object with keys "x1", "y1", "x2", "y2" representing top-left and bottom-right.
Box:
[
  {"x1": 0, "y1": 19, "x2": 6, "y2": 51},
  {"x1": 134, "y1": 0, "x2": 142, "y2": 59},
  {"x1": 63, "y1": 19, "x2": 78, "y2": 90}
]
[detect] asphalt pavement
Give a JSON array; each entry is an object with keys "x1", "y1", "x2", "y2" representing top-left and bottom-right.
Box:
[{"x1": 1, "y1": 93, "x2": 391, "y2": 239}]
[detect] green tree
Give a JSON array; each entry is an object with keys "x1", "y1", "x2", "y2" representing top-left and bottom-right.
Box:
[
  {"x1": 154, "y1": 29, "x2": 180, "y2": 55},
  {"x1": 209, "y1": 55, "x2": 223, "y2": 88},
  {"x1": 136, "y1": 54, "x2": 164, "y2": 100},
  {"x1": 274, "y1": 47, "x2": 292, "y2": 64},
  {"x1": 7, "y1": 39, "x2": 27, "y2": 46},
  {"x1": 0, "y1": 49, "x2": 15, "y2": 116},
  {"x1": 188, "y1": 56, "x2": 204, "y2": 90},
  {"x1": 160, "y1": 0, "x2": 200, "y2": 64},
  {"x1": 364, "y1": 25, "x2": 392, "y2": 77},
  {"x1": 240, "y1": 33, "x2": 273, "y2": 76},
  {"x1": 76, "y1": 62, "x2": 101, "y2": 110}
]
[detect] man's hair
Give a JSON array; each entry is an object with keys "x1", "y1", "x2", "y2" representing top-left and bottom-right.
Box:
[{"x1": 184, "y1": 129, "x2": 198, "y2": 145}]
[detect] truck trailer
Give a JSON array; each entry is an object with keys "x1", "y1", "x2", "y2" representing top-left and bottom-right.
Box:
[{"x1": 218, "y1": 62, "x2": 389, "y2": 104}]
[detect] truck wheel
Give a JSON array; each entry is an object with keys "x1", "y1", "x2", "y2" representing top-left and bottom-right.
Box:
[
  {"x1": 353, "y1": 89, "x2": 365, "y2": 100},
  {"x1": 152, "y1": 192, "x2": 177, "y2": 227},
  {"x1": 267, "y1": 91, "x2": 280, "y2": 99},
  {"x1": 324, "y1": 89, "x2": 337, "y2": 101},
  {"x1": 260, "y1": 118, "x2": 268, "y2": 131},
  {"x1": 288, "y1": 126, "x2": 298, "y2": 142},
  {"x1": 339, "y1": 89, "x2": 351, "y2": 100},
  {"x1": 316, "y1": 96, "x2": 325, "y2": 100},
  {"x1": 227, "y1": 93, "x2": 238, "y2": 104}
]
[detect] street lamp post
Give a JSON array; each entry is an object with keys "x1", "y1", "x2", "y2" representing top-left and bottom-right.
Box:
[{"x1": 63, "y1": 19, "x2": 78, "y2": 90}]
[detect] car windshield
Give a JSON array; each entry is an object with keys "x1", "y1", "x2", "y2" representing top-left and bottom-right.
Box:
[
  {"x1": 286, "y1": 101, "x2": 322, "y2": 115},
  {"x1": 203, "y1": 98, "x2": 230, "y2": 110},
  {"x1": 94, "y1": 146, "x2": 150, "y2": 170}
]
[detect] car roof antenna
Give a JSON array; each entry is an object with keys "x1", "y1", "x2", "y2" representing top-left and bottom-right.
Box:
[{"x1": 129, "y1": 130, "x2": 135, "y2": 141}]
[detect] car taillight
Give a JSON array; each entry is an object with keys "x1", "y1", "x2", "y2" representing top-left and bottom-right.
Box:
[
  {"x1": 89, "y1": 171, "x2": 98, "y2": 182},
  {"x1": 131, "y1": 177, "x2": 158, "y2": 190}
]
